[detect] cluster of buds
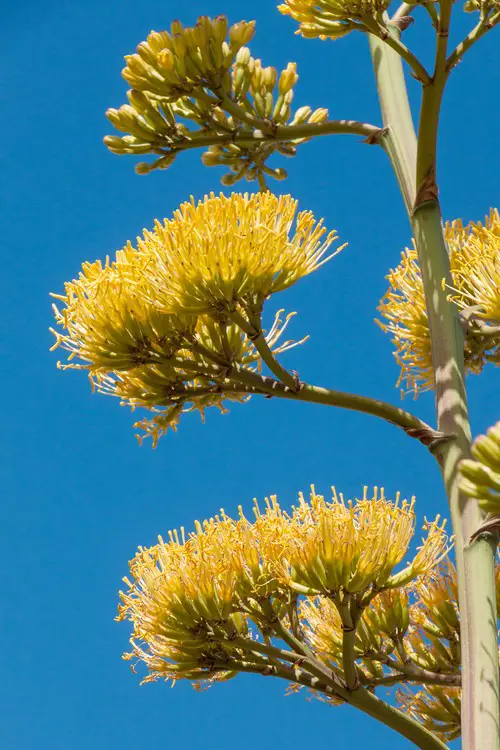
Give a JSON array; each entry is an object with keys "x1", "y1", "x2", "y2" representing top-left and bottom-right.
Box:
[
  {"x1": 104, "y1": 16, "x2": 330, "y2": 183},
  {"x1": 118, "y1": 485, "x2": 451, "y2": 691},
  {"x1": 460, "y1": 421, "x2": 500, "y2": 514},
  {"x1": 122, "y1": 17, "x2": 253, "y2": 100},
  {"x1": 51, "y1": 192, "x2": 340, "y2": 444},
  {"x1": 378, "y1": 209, "x2": 500, "y2": 395},
  {"x1": 278, "y1": 0, "x2": 391, "y2": 40},
  {"x1": 204, "y1": 55, "x2": 328, "y2": 187}
]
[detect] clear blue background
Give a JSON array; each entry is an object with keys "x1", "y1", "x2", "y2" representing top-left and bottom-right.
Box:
[{"x1": 1, "y1": 1, "x2": 498, "y2": 747}]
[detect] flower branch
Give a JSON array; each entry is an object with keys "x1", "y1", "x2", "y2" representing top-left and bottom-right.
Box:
[
  {"x1": 366, "y1": 18, "x2": 432, "y2": 84},
  {"x1": 446, "y1": 9, "x2": 500, "y2": 72}
]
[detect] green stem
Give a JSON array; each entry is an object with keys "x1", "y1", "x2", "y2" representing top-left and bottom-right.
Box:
[
  {"x1": 256, "y1": 171, "x2": 269, "y2": 193},
  {"x1": 415, "y1": 204, "x2": 499, "y2": 750},
  {"x1": 368, "y1": 30, "x2": 417, "y2": 212},
  {"x1": 369, "y1": 18, "x2": 500, "y2": 750},
  {"x1": 365, "y1": 18, "x2": 431, "y2": 85},
  {"x1": 423, "y1": 2, "x2": 439, "y2": 27},
  {"x1": 290, "y1": 383, "x2": 437, "y2": 441},
  {"x1": 209, "y1": 657, "x2": 338, "y2": 695},
  {"x1": 225, "y1": 366, "x2": 439, "y2": 444},
  {"x1": 374, "y1": 652, "x2": 461, "y2": 686},
  {"x1": 229, "y1": 308, "x2": 298, "y2": 390},
  {"x1": 348, "y1": 687, "x2": 449, "y2": 750},
  {"x1": 338, "y1": 600, "x2": 359, "y2": 690},
  {"x1": 391, "y1": 2, "x2": 415, "y2": 22},
  {"x1": 415, "y1": 0, "x2": 452, "y2": 195},
  {"x1": 152, "y1": 119, "x2": 384, "y2": 156},
  {"x1": 342, "y1": 627, "x2": 359, "y2": 690},
  {"x1": 446, "y1": 10, "x2": 500, "y2": 73}
]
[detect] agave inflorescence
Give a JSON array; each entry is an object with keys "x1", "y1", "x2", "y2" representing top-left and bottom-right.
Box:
[
  {"x1": 51, "y1": 192, "x2": 341, "y2": 444},
  {"x1": 118, "y1": 485, "x2": 451, "y2": 692},
  {"x1": 104, "y1": 15, "x2": 329, "y2": 183},
  {"x1": 378, "y1": 209, "x2": 500, "y2": 395}
]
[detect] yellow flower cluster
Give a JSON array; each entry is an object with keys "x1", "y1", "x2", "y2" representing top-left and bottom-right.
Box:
[
  {"x1": 397, "y1": 686, "x2": 462, "y2": 742},
  {"x1": 122, "y1": 17, "x2": 255, "y2": 100},
  {"x1": 378, "y1": 209, "x2": 500, "y2": 395},
  {"x1": 278, "y1": 0, "x2": 390, "y2": 39},
  {"x1": 460, "y1": 420, "x2": 500, "y2": 514},
  {"x1": 396, "y1": 555, "x2": 500, "y2": 741},
  {"x1": 118, "y1": 485, "x2": 449, "y2": 686},
  {"x1": 257, "y1": 486, "x2": 448, "y2": 595},
  {"x1": 104, "y1": 16, "x2": 329, "y2": 181},
  {"x1": 301, "y1": 587, "x2": 409, "y2": 671},
  {"x1": 51, "y1": 193, "x2": 338, "y2": 443},
  {"x1": 407, "y1": 562, "x2": 460, "y2": 674}
]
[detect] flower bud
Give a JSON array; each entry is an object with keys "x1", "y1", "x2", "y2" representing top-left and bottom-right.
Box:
[
  {"x1": 212, "y1": 15, "x2": 229, "y2": 45},
  {"x1": 308, "y1": 107, "x2": 328, "y2": 124},
  {"x1": 235, "y1": 46, "x2": 251, "y2": 66},
  {"x1": 278, "y1": 62, "x2": 298, "y2": 95},
  {"x1": 291, "y1": 105, "x2": 312, "y2": 124},
  {"x1": 229, "y1": 20, "x2": 256, "y2": 51},
  {"x1": 263, "y1": 66, "x2": 277, "y2": 91}
]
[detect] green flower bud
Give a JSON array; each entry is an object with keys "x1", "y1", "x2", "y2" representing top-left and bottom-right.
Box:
[
  {"x1": 229, "y1": 20, "x2": 256, "y2": 52},
  {"x1": 291, "y1": 105, "x2": 312, "y2": 124},
  {"x1": 278, "y1": 62, "x2": 298, "y2": 95}
]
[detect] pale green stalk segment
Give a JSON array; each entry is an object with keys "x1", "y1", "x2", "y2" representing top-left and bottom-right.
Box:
[{"x1": 368, "y1": 30, "x2": 417, "y2": 212}]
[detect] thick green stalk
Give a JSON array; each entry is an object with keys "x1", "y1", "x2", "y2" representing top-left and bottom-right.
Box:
[
  {"x1": 369, "y1": 23, "x2": 500, "y2": 750},
  {"x1": 412, "y1": 204, "x2": 499, "y2": 750},
  {"x1": 368, "y1": 30, "x2": 417, "y2": 211},
  {"x1": 348, "y1": 687, "x2": 449, "y2": 750}
]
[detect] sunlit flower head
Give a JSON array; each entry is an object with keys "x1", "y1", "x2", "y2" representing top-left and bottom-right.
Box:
[
  {"x1": 118, "y1": 484, "x2": 447, "y2": 687},
  {"x1": 397, "y1": 686, "x2": 461, "y2": 742},
  {"x1": 257, "y1": 486, "x2": 449, "y2": 596},
  {"x1": 137, "y1": 192, "x2": 340, "y2": 315},
  {"x1": 51, "y1": 261, "x2": 196, "y2": 373},
  {"x1": 460, "y1": 420, "x2": 500, "y2": 514},
  {"x1": 448, "y1": 209, "x2": 500, "y2": 363},
  {"x1": 278, "y1": 0, "x2": 390, "y2": 39},
  {"x1": 118, "y1": 515, "x2": 252, "y2": 685},
  {"x1": 50, "y1": 192, "x2": 329, "y2": 443},
  {"x1": 378, "y1": 209, "x2": 500, "y2": 395},
  {"x1": 377, "y1": 245, "x2": 432, "y2": 395}
]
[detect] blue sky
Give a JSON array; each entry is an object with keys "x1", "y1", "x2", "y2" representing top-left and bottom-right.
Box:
[{"x1": 1, "y1": 1, "x2": 499, "y2": 748}]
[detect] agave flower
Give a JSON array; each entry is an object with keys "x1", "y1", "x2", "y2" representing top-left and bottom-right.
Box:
[
  {"x1": 136, "y1": 192, "x2": 340, "y2": 315},
  {"x1": 118, "y1": 485, "x2": 450, "y2": 687},
  {"x1": 257, "y1": 486, "x2": 449, "y2": 596},
  {"x1": 51, "y1": 192, "x2": 338, "y2": 443},
  {"x1": 378, "y1": 209, "x2": 500, "y2": 395}
]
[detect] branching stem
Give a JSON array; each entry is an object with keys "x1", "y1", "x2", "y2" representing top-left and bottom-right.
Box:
[{"x1": 369, "y1": 8, "x2": 500, "y2": 748}]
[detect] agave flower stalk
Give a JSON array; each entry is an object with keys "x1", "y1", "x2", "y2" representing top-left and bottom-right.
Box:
[{"x1": 368, "y1": 12, "x2": 499, "y2": 750}]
